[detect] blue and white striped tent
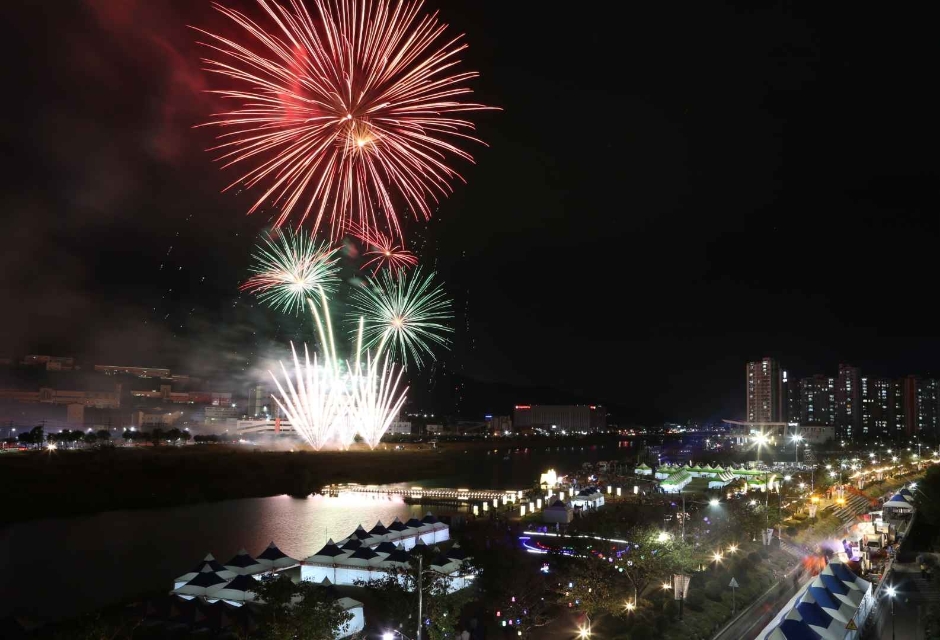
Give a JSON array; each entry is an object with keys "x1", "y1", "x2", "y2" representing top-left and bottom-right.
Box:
[{"x1": 762, "y1": 558, "x2": 873, "y2": 640}]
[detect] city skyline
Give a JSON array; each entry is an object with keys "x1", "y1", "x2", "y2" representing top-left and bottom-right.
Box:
[{"x1": 2, "y1": 1, "x2": 938, "y2": 423}]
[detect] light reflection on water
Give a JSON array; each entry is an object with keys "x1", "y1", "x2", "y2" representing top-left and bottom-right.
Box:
[{"x1": 0, "y1": 494, "x2": 427, "y2": 622}]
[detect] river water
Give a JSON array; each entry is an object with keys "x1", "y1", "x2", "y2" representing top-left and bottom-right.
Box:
[
  {"x1": 0, "y1": 493, "x2": 432, "y2": 621},
  {"x1": 0, "y1": 439, "x2": 653, "y2": 621}
]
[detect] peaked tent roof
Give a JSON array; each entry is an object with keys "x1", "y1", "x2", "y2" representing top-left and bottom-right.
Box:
[
  {"x1": 177, "y1": 554, "x2": 237, "y2": 584},
  {"x1": 224, "y1": 549, "x2": 267, "y2": 575},
  {"x1": 404, "y1": 518, "x2": 424, "y2": 529},
  {"x1": 884, "y1": 494, "x2": 914, "y2": 509},
  {"x1": 256, "y1": 542, "x2": 298, "y2": 569},
  {"x1": 173, "y1": 566, "x2": 228, "y2": 596},
  {"x1": 210, "y1": 574, "x2": 260, "y2": 603},
  {"x1": 341, "y1": 539, "x2": 363, "y2": 551},
  {"x1": 421, "y1": 513, "x2": 439, "y2": 525},
  {"x1": 349, "y1": 547, "x2": 379, "y2": 560},
  {"x1": 351, "y1": 525, "x2": 372, "y2": 540},
  {"x1": 369, "y1": 521, "x2": 390, "y2": 536},
  {"x1": 383, "y1": 547, "x2": 412, "y2": 565},
  {"x1": 311, "y1": 539, "x2": 345, "y2": 558},
  {"x1": 387, "y1": 517, "x2": 408, "y2": 532},
  {"x1": 374, "y1": 541, "x2": 397, "y2": 554}
]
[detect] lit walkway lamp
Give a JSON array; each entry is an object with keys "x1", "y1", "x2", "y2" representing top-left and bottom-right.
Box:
[
  {"x1": 885, "y1": 586, "x2": 897, "y2": 640},
  {"x1": 673, "y1": 573, "x2": 691, "y2": 619}
]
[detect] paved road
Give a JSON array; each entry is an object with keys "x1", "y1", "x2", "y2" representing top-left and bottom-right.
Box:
[
  {"x1": 867, "y1": 561, "x2": 938, "y2": 640},
  {"x1": 712, "y1": 560, "x2": 811, "y2": 640}
]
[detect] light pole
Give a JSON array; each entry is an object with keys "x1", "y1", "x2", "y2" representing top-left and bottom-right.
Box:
[
  {"x1": 417, "y1": 554, "x2": 423, "y2": 640},
  {"x1": 791, "y1": 433, "x2": 803, "y2": 465},
  {"x1": 754, "y1": 432, "x2": 769, "y2": 464},
  {"x1": 885, "y1": 586, "x2": 896, "y2": 640}
]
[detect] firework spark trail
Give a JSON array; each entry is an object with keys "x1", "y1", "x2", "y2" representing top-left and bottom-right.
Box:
[
  {"x1": 240, "y1": 227, "x2": 340, "y2": 314},
  {"x1": 269, "y1": 288, "x2": 409, "y2": 450},
  {"x1": 269, "y1": 342, "x2": 345, "y2": 450},
  {"x1": 350, "y1": 224, "x2": 419, "y2": 275},
  {"x1": 349, "y1": 347, "x2": 409, "y2": 449},
  {"x1": 349, "y1": 267, "x2": 453, "y2": 370},
  {"x1": 194, "y1": 0, "x2": 494, "y2": 239}
]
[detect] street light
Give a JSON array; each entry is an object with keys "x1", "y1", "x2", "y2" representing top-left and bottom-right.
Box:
[
  {"x1": 709, "y1": 498, "x2": 720, "y2": 507},
  {"x1": 885, "y1": 586, "x2": 896, "y2": 640},
  {"x1": 657, "y1": 531, "x2": 671, "y2": 543},
  {"x1": 578, "y1": 624, "x2": 591, "y2": 638},
  {"x1": 791, "y1": 433, "x2": 803, "y2": 464},
  {"x1": 754, "y1": 433, "x2": 769, "y2": 462},
  {"x1": 728, "y1": 544, "x2": 738, "y2": 554}
]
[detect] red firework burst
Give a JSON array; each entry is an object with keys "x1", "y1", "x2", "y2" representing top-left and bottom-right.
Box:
[
  {"x1": 193, "y1": 0, "x2": 493, "y2": 239},
  {"x1": 351, "y1": 225, "x2": 419, "y2": 275}
]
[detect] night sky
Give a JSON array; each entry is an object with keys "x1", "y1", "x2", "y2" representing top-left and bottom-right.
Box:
[{"x1": 2, "y1": 1, "x2": 938, "y2": 423}]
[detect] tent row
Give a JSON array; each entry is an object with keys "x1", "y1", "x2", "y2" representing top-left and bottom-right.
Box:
[
  {"x1": 761, "y1": 558, "x2": 874, "y2": 640},
  {"x1": 169, "y1": 545, "x2": 364, "y2": 637},
  {"x1": 302, "y1": 514, "x2": 470, "y2": 592},
  {"x1": 327, "y1": 513, "x2": 450, "y2": 552},
  {"x1": 652, "y1": 462, "x2": 769, "y2": 480},
  {"x1": 173, "y1": 542, "x2": 299, "y2": 590}
]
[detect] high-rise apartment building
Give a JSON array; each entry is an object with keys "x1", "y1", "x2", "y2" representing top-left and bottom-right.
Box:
[
  {"x1": 800, "y1": 375, "x2": 835, "y2": 426},
  {"x1": 890, "y1": 379, "x2": 906, "y2": 439},
  {"x1": 746, "y1": 358, "x2": 783, "y2": 423},
  {"x1": 914, "y1": 377, "x2": 939, "y2": 439},
  {"x1": 835, "y1": 364, "x2": 861, "y2": 439},
  {"x1": 785, "y1": 372, "x2": 801, "y2": 424},
  {"x1": 861, "y1": 377, "x2": 895, "y2": 439}
]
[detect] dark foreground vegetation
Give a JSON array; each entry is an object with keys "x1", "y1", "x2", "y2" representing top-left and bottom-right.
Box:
[{"x1": 0, "y1": 443, "x2": 488, "y2": 524}]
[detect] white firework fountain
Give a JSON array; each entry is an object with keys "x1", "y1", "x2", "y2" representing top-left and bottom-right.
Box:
[{"x1": 270, "y1": 288, "x2": 408, "y2": 451}]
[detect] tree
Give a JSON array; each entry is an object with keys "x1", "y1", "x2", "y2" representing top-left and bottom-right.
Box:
[
  {"x1": 249, "y1": 575, "x2": 353, "y2": 640},
  {"x1": 21, "y1": 425, "x2": 44, "y2": 447},
  {"x1": 472, "y1": 544, "x2": 554, "y2": 638},
  {"x1": 179, "y1": 430, "x2": 192, "y2": 443},
  {"x1": 83, "y1": 432, "x2": 98, "y2": 446},
  {"x1": 150, "y1": 428, "x2": 166, "y2": 445},
  {"x1": 96, "y1": 430, "x2": 111, "y2": 443},
  {"x1": 358, "y1": 546, "x2": 475, "y2": 640},
  {"x1": 916, "y1": 466, "x2": 940, "y2": 528},
  {"x1": 554, "y1": 551, "x2": 628, "y2": 619},
  {"x1": 166, "y1": 428, "x2": 182, "y2": 441}
]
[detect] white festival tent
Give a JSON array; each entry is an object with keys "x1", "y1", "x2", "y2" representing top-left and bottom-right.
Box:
[
  {"x1": 761, "y1": 558, "x2": 873, "y2": 640},
  {"x1": 255, "y1": 541, "x2": 299, "y2": 570},
  {"x1": 207, "y1": 574, "x2": 260, "y2": 604},
  {"x1": 172, "y1": 566, "x2": 230, "y2": 598},
  {"x1": 224, "y1": 549, "x2": 269, "y2": 576},
  {"x1": 301, "y1": 514, "x2": 470, "y2": 591},
  {"x1": 174, "y1": 554, "x2": 236, "y2": 590},
  {"x1": 883, "y1": 493, "x2": 914, "y2": 514}
]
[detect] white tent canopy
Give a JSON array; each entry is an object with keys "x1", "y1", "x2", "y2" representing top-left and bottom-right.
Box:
[{"x1": 255, "y1": 542, "x2": 298, "y2": 570}]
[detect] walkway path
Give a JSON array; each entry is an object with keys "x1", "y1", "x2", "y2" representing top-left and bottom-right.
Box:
[{"x1": 712, "y1": 559, "x2": 810, "y2": 640}]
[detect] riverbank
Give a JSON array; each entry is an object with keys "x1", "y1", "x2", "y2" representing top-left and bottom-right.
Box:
[{"x1": 0, "y1": 437, "x2": 619, "y2": 524}]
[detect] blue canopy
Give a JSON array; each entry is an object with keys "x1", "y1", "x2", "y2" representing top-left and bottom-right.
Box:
[
  {"x1": 820, "y1": 573, "x2": 849, "y2": 596},
  {"x1": 807, "y1": 585, "x2": 838, "y2": 611},
  {"x1": 776, "y1": 618, "x2": 822, "y2": 640},
  {"x1": 828, "y1": 562, "x2": 856, "y2": 583},
  {"x1": 795, "y1": 601, "x2": 831, "y2": 628}
]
